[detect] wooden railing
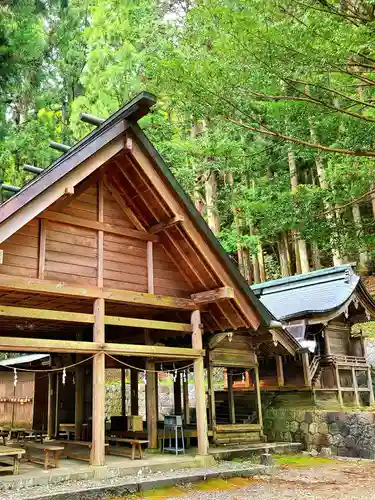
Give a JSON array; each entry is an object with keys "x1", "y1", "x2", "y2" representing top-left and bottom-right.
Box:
[
  {"x1": 309, "y1": 355, "x2": 321, "y2": 382},
  {"x1": 323, "y1": 355, "x2": 368, "y2": 367}
]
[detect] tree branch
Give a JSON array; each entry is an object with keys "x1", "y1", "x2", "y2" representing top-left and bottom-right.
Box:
[
  {"x1": 319, "y1": 188, "x2": 375, "y2": 218},
  {"x1": 227, "y1": 117, "x2": 375, "y2": 157}
]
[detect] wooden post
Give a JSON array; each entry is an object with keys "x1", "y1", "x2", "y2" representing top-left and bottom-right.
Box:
[
  {"x1": 191, "y1": 310, "x2": 208, "y2": 455},
  {"x1": 324, "y1": 329, "x2": 331, "y2": 355},
  {"x1": 352, "y1": 367, "x2": 360, "y2": 407},
  {"x1": 130, "y1": 369, "x2": 139, "y2": 415},
  {"x1": 54, "y1": 373, "x2": 60, "y2": 438},
  {"x1": 92, "y1": 298, "x2": 105, "y2": 466},
  {"x1": 121, "y1": 368, "x2": 126, "y2": 417},
  {"x1": 301, "y1": 350, "x2": 311, "y2": 387},
  {"x1": 147, "y1": 241, "x2": 154, "y2": 294},
  {"x1": 173, "y1": 372, "x2": 182, "y2": 415},
  {"x1": 183, "y1": 372, "x2": 191, "y2": 448},
  {"x1": 47, "y1": 373, "x2": 54, "y2": 440},
  {"x1": 335, "y1": 365, "x2": 343, "y2": 407},
  {"x1": 207, "y1": 362, "x2": 216, "y2": 436},
  {"x1": 367, "y1": 367, "x2": 375, "y2": 406},
  {"x1": 75, "y1": 359, "x2": 84, "y2": 441},
  {"x1": 145, "y1": 329, "x2": 157, "y2": 449},
  {"x1": 276, "y1": 355, "x2": 284, "y2": 387},
  {"x1": 146, "y1": 360, "x2": 157, "y2": 449},
  {"x1": 227, "y1": 369, "x2": 236, "y2": 424},
  {"x1": 254, "y1": 363, "x2": 263, "y2": 429}
]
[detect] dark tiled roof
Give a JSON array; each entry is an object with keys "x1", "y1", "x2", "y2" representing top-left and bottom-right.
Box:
[{"x1": 251, "y1": 265, "x2": 369, "y2": 321}]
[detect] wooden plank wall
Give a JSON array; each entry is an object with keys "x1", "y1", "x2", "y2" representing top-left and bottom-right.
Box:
[
  {"x1": 326, "y1": 320, "x2": 350, "y2": 355},
  {"x1": 0, "y1": 181, "x2": 192, "y2": 296},
  {"x1": 0, "y1": 372, "x2": 34, "y2": 428},
  {"x1": 0, "y1": 221, "x2": 39, "y2": 278}
]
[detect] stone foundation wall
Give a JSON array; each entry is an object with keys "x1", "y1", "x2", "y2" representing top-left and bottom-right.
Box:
[{"x1": 263, "y1": 408, "x2": 375, "y2": 458}]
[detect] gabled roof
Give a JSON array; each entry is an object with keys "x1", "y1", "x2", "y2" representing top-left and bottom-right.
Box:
[
  {"x1": 0, "y1": 353, "x2": 49, "y2": 367},
  {"x1": 0, "y1": 92, "x2": 290, "y2": 344},
  {"x1": 252, "y1": 265, "x2": 375, "y2": 322}
]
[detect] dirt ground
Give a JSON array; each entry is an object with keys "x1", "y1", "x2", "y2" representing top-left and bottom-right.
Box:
[{"x1": 134, "y1": 458, "x2": 375, "y2": 500}]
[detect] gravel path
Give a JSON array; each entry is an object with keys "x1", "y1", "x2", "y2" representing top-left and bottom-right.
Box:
[{"x1": 165, "y1": 459, "x2": 375, "y2": 500}]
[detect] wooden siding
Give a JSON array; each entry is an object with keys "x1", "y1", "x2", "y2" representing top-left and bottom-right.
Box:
[
  {"x1": 0, "y1": 220, "x2": 39, "y2": 278},
  {"x1": 0, "y1": 372, "x2": 34, "y2": 428},
  {"x1": 326, "y1": 321, "x2": 350, "y2": 355}
]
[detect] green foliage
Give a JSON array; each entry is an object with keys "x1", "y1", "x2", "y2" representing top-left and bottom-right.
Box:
[{"x1": 1, "y1": 0, "x2": 375, "y2": 276}]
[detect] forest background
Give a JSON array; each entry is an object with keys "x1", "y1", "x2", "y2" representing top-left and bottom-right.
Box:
[{"x1": 1, "y1": 0, "x2": 375, "y2": 285}]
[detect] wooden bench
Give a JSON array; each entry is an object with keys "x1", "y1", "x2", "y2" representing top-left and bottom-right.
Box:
[
  {"x1": 106, "y1": 437, "x2": 148, "y2": 460},
  {"x1": 0, "y1": 446, "x2": 25, "y2": 475},
  {"x1": 25, "y1": 443, "x2": 65, "y2": 470},
  {"x1": 60, "y1": 440, "x2": 108, "y2": 464}
]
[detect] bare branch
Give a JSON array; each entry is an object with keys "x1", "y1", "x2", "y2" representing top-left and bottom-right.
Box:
[{"x1": 227, "y1": 117, "x2": 375, "y2": 157}]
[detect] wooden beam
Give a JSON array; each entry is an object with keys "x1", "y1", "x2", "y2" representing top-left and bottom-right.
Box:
[
  {"x1": 130, "y1": 369, "x2": 139, "y2": 415},
  {"x1": 276, "y1": 355, "x2": 284, "y2": 387},
  {"x1": 149, "y1": 215, "x2": 184, "y2": 234},
  {"x1": 147, "y1": 241, "x2": 154, "y2": 294},
  {"x1": 192, "y1": 287, "x2": 234, "y2": 305},
  {"x1": 47, "y1": 373, "x2": 55, "y2": 440},
  {"x1": 129, "y1": 138, "x2": 261, "y2": 331},
  {"x1": 39, "y1": 211, "x2": 159, "y2": 242},
  {"x1": 368, "y1": 367, "x2": 375, "y2": 406},
  {"x1": 97, "y1": 180, "x2": 104, "y2": 288},
  {"x1": 335, "y1": 365, "x2": 343, "y2": 406},
  {"x1": 352, "y1": 367, "x2": 360, "y2": 406},
  {"x1": 254, "y1": 363, "x2": 263, "y2": 429},
  {"x1": 38, "y1": 219, "x2": 46, "y2": 280},
  {"x1": 103, "y1": 175, "x2": 146, "y2": 231},
  {"x1": 191, "y1": 309, "x2": 208, "y2": 455},
  {"x1": 121, "y1": 368, "x2": 126, "y2": 417},
  {"x1": 0, "y1": 336, "x2": 204, "y2": 358},
  {"x1": 92, "y1": 298, "x2": 105, "y2": 466},
  {"x1": 207, "y1": 362, "x2": 216, "y2": 437},
  {"x1": 301, "y1": 351, "x2": 311, "y2": 387},
  {"x1": 75, "y1": 359, "x2": 84, "y2": 440},
  {"x1": 0, "y1": 304, "x2": 94, "y2": 323},
  {"x1": 227, "y1": 369, "x2": 236, "y2": 424},
  {"x1": 54, "y1": 373, "x2": 60, "y2": 438},
  {"x1": 0, "y1": 135, "x2": 125, "y2": 244},
  {"x1": 0, "y1": 275, "x2": 196, "y2": 310},
  {"x1": 173, "y1": 372, "x2": 182, "y2": 415},
  {"x1": 105, "y1": 315, "x2": 193, "y2": 332}
]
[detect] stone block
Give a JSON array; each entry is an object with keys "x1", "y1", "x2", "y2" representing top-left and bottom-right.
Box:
[
  {"x1": 309, "y1": 423, "x2": 318, "y2": 434},
  {"x1": 329, "y1": 422, "x2": 341, "y2": 435},
  {"x1": 300, "y1": 422, "x2": 309, "y2": 434},
  {"x1": 290, "y1": 421, "x2": 299, "y2": 433},
  {"x1": 305, "y1": 412, "x2": 313, "y2": 424},
  {"x1": 295, "y1": 411, "x2": 306, "y2": 423},
  {"x1": 260, "y1": 453, "x2": 275, "y2": 466},
  {"x1": 310, "y1": 449, "x2": 318, "y2": 457},
  {"x1": 319, "y1": 447, "x2": 332, "y2": 458},
  {"x1": 318, "y1": 422, "x2": 329, "y2": 435}
]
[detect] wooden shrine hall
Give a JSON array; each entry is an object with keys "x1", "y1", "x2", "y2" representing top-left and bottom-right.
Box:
[{"x1": 0, "y1": 92, "x2": 298, "y2": 466}]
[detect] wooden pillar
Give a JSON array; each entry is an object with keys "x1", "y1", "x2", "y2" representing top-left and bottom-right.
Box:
[
  {"x1": 173, "y1": 372, "x2": 182, "y2": 415},
  {"x1": 145, "y1": 329, "x2": 157, "y2": 449},
  {"x1": 324, "y1": 329, "x2": 331, "y2": 356},
  {"x1": 352, "y1": 367, "x2": 360, "y2": 406},
  {"x1": 92, "y1": 298, "x2": 105, "y2": 466},
  {"x1": 207, "y1": 362, "x2": 216, "y2": 436},
  {"x1": 191, "y1": 310, "x2": 208, "y2": 455},
  {"x1": 183, "y1": 373, "x2": 191, "y2": 447},
  {"x1": 227, "y1": 369, "x2": 236, "y2": 424},
  {"x1": 121, "y1": 368, "x2": 126, "y2": 417},
  {"x1": 146, "y1": 360, "x2": 157, "y2": 449},
  {"x1": 367, "y1": 367, "x2": 375, "y2": 406},
  {"x1": 155, "y1": 372, "x2": 159, "y2": 422},
  {"x1": 75, "y1": 359, "x2": 84, "y2": 441},
  {"x1": 301, "y1": 350, "x2": 311, "y2": 387},
  {"x1": 54, "y1": 373, "x2": 60, "y2": 437},
  {"x1": 47, "y1": 373, "x2": 55, "y2": 439},
  {"x1": 335, "y1": 365, "x2": 343, "y2": 407},
  {"x1": 276, "y1": 355, "x2": 284, "y2": 387},
  {"x1": 183, "y1": 375, "x2": 190, "y2": 424},
  {"x1": 254, "y1": 363, "x2": 263, "y2": 428},
  {"x1": 130, "y1": 369, "x2": 139, "y2": 415}
]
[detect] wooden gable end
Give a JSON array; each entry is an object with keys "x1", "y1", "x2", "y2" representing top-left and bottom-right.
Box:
[{"x1": 0, "y1": 177, "x2": 192, "y2": 297}]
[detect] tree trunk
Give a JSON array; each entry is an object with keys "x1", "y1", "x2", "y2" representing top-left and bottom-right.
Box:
[
  {"x1": 371, "y1": 184, "x2": 375, "y2": 218},
  {"x1": 252, "y1": 252, "x2": 261, "y2": 284},
  {"x1": 205, "y1": 170, "x2": 220, "y2": 235},
  {"x1": 352, "y1": 203, "x2": 368, "y2": 273},
  {"x1": 242, "y1": 248, "x2": 253, "y2": 283},
  {"x1": 277, "y1": 235, "x2": 290, "y2": 277},
  {"x1": 310, "y1": 125, "x2": 344, "y2": 266},
  {"x1": 258, "y1": 244, "x2": 266, "y2": 282},
  {"x1": 288, "y1": 150, "x2": 309, "y2": 274}
]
